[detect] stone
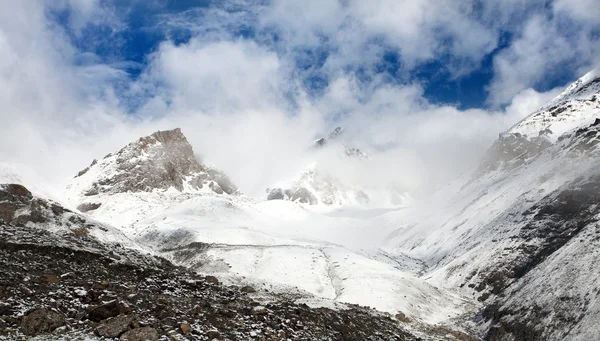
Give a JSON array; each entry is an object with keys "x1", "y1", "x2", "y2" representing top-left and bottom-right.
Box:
[
  {"x1": 240, "y1": 285, "x2": 256, "y2": 293},
  {"x1": 95, "y1": 314, "x2": 137, "y2": 338},
  {"x1": 266, "y1": 188, "x2": 284, "y2": 200},
  {"x1": 290, "y1": 187, "x2": 318, "y2": 205},
  {"x1": 92, "y1": 281, "x2": 110, "y2": 290},
  {"x1": 205, "y1": 275, "x2": 219, "y2": 285},
  {"x1": 20, "y1": 285, "x2": 33, "y2": 296},
  {"x1": 88, "y1": 300, "x2": 131, "y2": 322},
  {"x1": 77, "y1": 202, "x2": 102, "y2": 212},
  {"x1": 179, "y1": 322, "x2": 192, "y2": 335},
  {"x1": 252, "y1": 306, "x2": 268, "y2": 315},
  {"x1": 206, "y1": 330, "x2": 221, "y2": 339},
  {"x1": 395, "y1": 312, "x2": 410, "y2": 323},
  {"x1": 0, "y1": 304, "x2": 13, "y2": 316},
  {"x1": 20, "y1": 308, "x2": 65, "y2": 336},
  {"x1": 120, "y1": 327, "x2": 160, "y2": 341},
  {"x1": 39, "y1": 274, "x2": 61, "y2": 285}
]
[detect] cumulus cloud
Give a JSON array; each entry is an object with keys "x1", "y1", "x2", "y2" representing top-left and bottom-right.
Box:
[
  {"x1": 0, "y1": 0, "x2": 594, "y2": 200},
  {"x1": 487, "y1": 1, "x2": 600, "y2": 106}
]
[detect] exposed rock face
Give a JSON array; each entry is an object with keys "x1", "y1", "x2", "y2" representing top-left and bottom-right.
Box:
[
  {"x1": 77, "y1": 202, "x2": 102, "y2": 212},
  {"x1": 0, "y1": 222, "x2": 423, "y2": 340},
  {"x1": 95, "y1": 314, "x2": 138, "y2": 338},
  {"x1": 19, "y1": 308, "x2": 65, "y2": 336},
  {"x1": 478, "y1": 132, "x2": 552, "y2": 174},
  {"x1": 315, "y1": 126, "x2": 344, "y2": 147},
  {"x1": 289, "y1": 187, "x2": 318, "y2": 205},
  {"x1": 72, "y1": 128, "x2": 238, "y2": 197},
  {"x1": 120, "y1": 327, "x2": 159, "y2": 341},
  {"x1": 384, "y1": 69, "x2": 600, "y2": 341},
  {"x1": 0, "y1": 183, "x2": 91, "y2": 229}
]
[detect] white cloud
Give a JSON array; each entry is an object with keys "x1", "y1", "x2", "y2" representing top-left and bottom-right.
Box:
[
  {"x1": 0, "y1": 0, "x2": 593, "y2": 199},
  {"x1": 487, "y1": 1, "x2": 600, "y2": 106}
]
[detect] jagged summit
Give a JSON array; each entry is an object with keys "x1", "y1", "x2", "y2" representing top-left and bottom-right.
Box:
[
  {"x1": 315, "y1": 126, "x2": 344, "y2": 147},
  {"x1": 314, "y1": 126, "x2": 368, "y2": 159},
  {"x1": 479, "y1": 69, "x2": 600, "y2": 174},
  {"x1": 71, "y1": 128, "x2": 237, "y2": 197},
  {"x1": 503, "y1": 68, "x2": 600, "y2": 142},
  {"x1": 265, "y1": 127, "x2": 407, "y2": 206},
  {"x1": 65, "y1": 129, "x2": 238, "y2": 221}
]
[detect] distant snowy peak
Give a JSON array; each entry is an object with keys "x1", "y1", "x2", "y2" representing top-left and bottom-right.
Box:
[
  {"x1": 66, "y1": 128, "x2": 238, "y2": 206},
  {"x1": 315, "y1": 126, "x2": 369, "y2": 159},
  {"x1": 266, "y1": 127, "x2": 396, "y2": 206},
  {"x1": 314, "y1": 126, "x2": 344, "y2": 147},
  {"x1": 505, "y1": 68, "x2": 600, "y2": 142},
  {"x1": 264, "y1": 127, "x2": 404, "y2": 207},
  {"x1": 266, "y1": 165, "x2": 409, "y2": 207},
  {"x1": 479, "y1": 69, "x2": 600, "y2": 173}
]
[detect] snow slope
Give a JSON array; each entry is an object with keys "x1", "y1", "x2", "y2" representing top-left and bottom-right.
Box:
[
  {"x1": 127, "y1": 195, "x2": 472, "y2": 324},
  {"x1": 383, "y1": 68, "x2": 600, "y2": 340},
  {"x1": 56, "y1": 128, "x2": 474, "y2": 329}
]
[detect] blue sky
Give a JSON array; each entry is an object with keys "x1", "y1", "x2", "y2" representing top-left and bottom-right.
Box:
[
  {"x1": 1, "y1": 0, "x2": 599, "y2": 191},
  {"x1": 49, "y1": 0, "x2": 598, "y2": 110}
]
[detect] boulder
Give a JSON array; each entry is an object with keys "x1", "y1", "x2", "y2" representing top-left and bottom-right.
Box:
[
  {"x1": 87, "y1": 300, "x2": 131, "y2": 322},
  {"x1": 95, "y1": 314, "x2": 137, "y2": 338},
  {"x1": 20, "y1": 308, "x2": 65, "y2": 336},
  {"x1": 120, "y1": 327, "x2": 159, "y2": 341}
]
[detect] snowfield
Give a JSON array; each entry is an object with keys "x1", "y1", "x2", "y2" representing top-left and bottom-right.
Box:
[
  {"x1": 3, "y1": 68, "x2": 599, "y2": 340},
  {"x1": 74, "y1": 192, "x2": 475, "y2": 325}
]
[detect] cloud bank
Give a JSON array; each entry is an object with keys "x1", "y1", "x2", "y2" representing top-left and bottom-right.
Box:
[{"x1": 0, "y1": 0, "x2": 597, "y2": 198}]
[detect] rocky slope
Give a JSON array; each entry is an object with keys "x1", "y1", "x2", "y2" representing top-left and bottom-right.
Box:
[
  {"x1": 0, "y1": 183, "x2": 432, "y2": 341},
  {"x1": 383, "y1": 69, "x2": 600, "y2": 340}
]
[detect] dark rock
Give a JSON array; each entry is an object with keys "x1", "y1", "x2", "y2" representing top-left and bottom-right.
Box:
[
  {"x1": 205, "y1": 276, "x2": 219, "y2": 285},
  {"x1": 88, "y1": 300, "x2": 131, "y2": 322},
  {"x1": 39, "y1": 274, "x2": 61, "y2": 285},
  {"x1": 206, "y1": 330, "x2": 221, "y2": 339},
  {"x1": 395, "y1": 312, "x2": 410, "y2": 323},
  {"x1": 266, "y1": 188, "x2": 285, "y2": 200},
  {"x1": 240, "y1": 285, "x2": 256, "y2": 293},
  {"x1": 96, "y1": 314, "x2": 137, "y2": 338},
  {"x1": 120, "y1": 326, "x2": 159, "y2": 341},
  {"x1": 290, "y1": 187, "x2": 318, "y2": 205},
  {"x1": 0, "y1": 304, "x2": 13, "y2": 316},
  {"x1": 77, "y1": 202, "x2": 102, "y2": 212},
  {"x1": 20, "y1": 308, "x2": 65, "y2": 336},
  {"x1": 0, "y1": 184, "x2": 33, "y2": 223},
  {"x1": 209, "y1": 181, "x2": 224, "y2": 194}
]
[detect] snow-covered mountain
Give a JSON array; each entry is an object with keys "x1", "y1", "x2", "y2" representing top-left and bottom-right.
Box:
[
  {"x1": 64, "y1": 128, "x2": 238, "y2": 227},
  {"x1": 266, "y1": 127, "x2": 411, "y2": 207},
  {"x1": 2, "y1": 69, "x2": 600, "y2": 340},
  {"x1": 58, "y1": 127, "x2": 475, "y2": 335},
  {"x1": 383, "y1": 68, "x2": 600, "y2": 340}
]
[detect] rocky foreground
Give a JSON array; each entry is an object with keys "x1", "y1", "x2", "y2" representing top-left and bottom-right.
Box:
[
  {"x1": 0, "y1": 182, "x2": 462, "y2": 341},
  {"x1": 0, "y1": 224, "x2": 424, "y2": 341}
]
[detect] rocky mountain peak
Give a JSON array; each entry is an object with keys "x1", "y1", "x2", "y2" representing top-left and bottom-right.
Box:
[
  {"x1": 68, "y1": 128, "x2": 237, "y2": 202},
  {"x1": 315, "y1": 126, "x2": 343, "y2": 147},
  {"x1": 150, "y1": 127, "x2": 186, "y2": 144},
  {"x1": 477, "y1": 69, "x2": 600, "y2": 175}
]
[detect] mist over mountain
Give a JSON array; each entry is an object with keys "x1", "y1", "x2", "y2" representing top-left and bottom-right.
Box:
[{"x1": 2, "y1": 1, "x2": 600, "y2": 340}]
